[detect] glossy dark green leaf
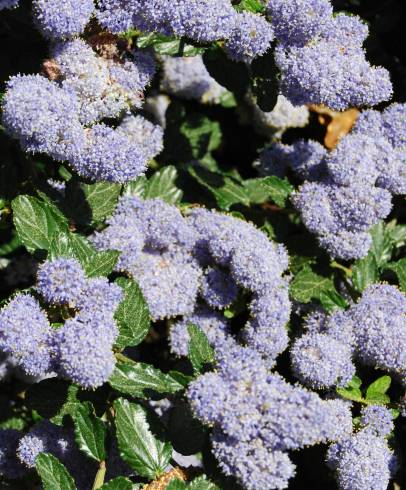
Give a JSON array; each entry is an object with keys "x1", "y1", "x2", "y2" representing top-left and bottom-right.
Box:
[
  {"x1": 72, "y1": 405, "x2": 106, "y2": 462},
  {"x1": 188, "y1": 165, "x2": 249, "y2": 210},
  {"x1": 189, "y1": 476, "x2": 220, "y2": 490},
  {"x1": 12, "y1": 195, "x2": 68, "y2": 253},
  {"x1": 318, "y1": 289, "x2": 349, "y2": 312},
  {"x1": 259, "y1": 176, "x2": 293, "y2": 208},
  {"x1": 35, "y1": 453, "x2": 76, "y2": 490},
  {"x1": 144, "y1": 166, "x2": 183, "y2": 204},
  {"x1": 290, "y1": 267, "x2": 334, "y2": 303},
  {"x1": 188, "y1": 324, "x2": 215, "y2": 373},
  {"x1": 114, "y1": 398, "x2": 172, "y2": 479},
  {"x1": 100, "y1": 478, "x2": 134, "y2": 490},
  {"x1": 114, "y1": 278, "x2": 151, "y2": 349},
  {"x1": 352, "y1": 252, "x2": 379, "y2": 293},
  {"x1": 109, "y1": 362, "x2": 184, "y2": 398}
]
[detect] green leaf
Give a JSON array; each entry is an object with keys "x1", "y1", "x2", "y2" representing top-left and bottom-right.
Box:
[
  {"x1": 318, "y1": 289, "x2": 349, "y2": 312},
  {"x1": 12, "y1": 195, "x2": 68, "y2": 253},
  {"x1": 99, "y1": 478, "x2": 133, "y2": 490},
  {"x1": 203, "y1": 48, "x2": 250, "y2": 97},
  {"x1": 166, "y1": 480, "x2": 187, "y2": 490},
  {"x1": 109, "y1": 362, "x2": 184, "y2": 398},
  {"x1": 188, "y1": 476, "x2": 220, "y2": 490},
  {"x1": 352, "y1": 252, "x2": 379, "y2": 293},
  {"x1": 242, "y1": 178, "x2": 273, "y2": 204},
  {"x1": 366, "y1": 376, "x2": 391, "y2": 401},
  {"x1": 100, "y1": 477, "x2": 134, "y2": 490},
  {"x1": 370, "y1": 222, "x2": 393, "y2": 267},
  {"x1": 388, "y1": 224, "x2": 406, "y2": 248},
  {"x1": 63, "y1": 180, "x2": 121, "y2": 225},
  {"x1": 235, "y1": 0, "x2": 266, "y2": 13},
  {"x1": 83, "y1": 249, "x2": 120, "y2": 278},
  {"x1": 114, "y1": 278, "x2": 151, "y2": 349},
  {"x1": 35, "y1": 453, "x2": 76, "y2": 490},
  {"x1": 114, "y1": 398, "x2": 172, "y2": 479},
  {"x1": 188, "y1": 324, "x2": 215, "y2": 373},
  {"x1": 137, "y1": 33, "x2": 205, "y2": 56},
  {"x1": 386, "y1": 258, "x2": 406, "y2": 292},
  {"x1": 72, "y1": 405, "x2": 106, "y2": 462},
  {"x1": 123, "y1": 175, "x2": 148, "y2": 198},
  {"x1": 336, "y1": 386, "x2": 363, "y2": 403},
  {"x1": 188, "y1": 165, "x2": 249, "y2": 210},
  {"x1": 259, "y1": 176, "x2": 294, "y2": 208},
  {"x1": 144, "y1": 166, "x2": 183, "y2": 204},
  {"x1": 290, "y1": 267, "x2": 334, "y2": 303}
]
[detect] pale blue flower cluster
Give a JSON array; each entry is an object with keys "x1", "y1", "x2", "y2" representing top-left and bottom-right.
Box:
[
  {"x1": 0, "y1": 294, "x2": 53, "y2": 376},
  {"x1": 269, "y1": 0, "x2": 393, "y2": 109},
  {"x1": 97, "y1": 0, "x2": 275, "y2": 63},
  {"x1": 1, "y1": 39, "x2": 161, "y2": 183},
  {"x1": 326, "y1": 428, "x2": 395, "y2": 490},
  {"x1": 257, "y1": 103, "x2": 406, "y2": 259},
  {"x1": 188, "y1": 342, "x2": 352, "y2": 489},
  {"x1": 291, "y1": 284, "x2": 406, "y2": 389},
  {"x1": 0, "y1": 257, "x2": 123, "y2": 388},
  {"x1": 32, "y1": 0, "x2": 95, "y2": 39},
  {"x1": 92, "y1": 199, "x2": 291, "y2": 365}
]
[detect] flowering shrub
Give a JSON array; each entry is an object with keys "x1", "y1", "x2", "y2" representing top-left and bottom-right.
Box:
[{"x1": 0, "y1": 1, "x2": 405, "y2": 489}]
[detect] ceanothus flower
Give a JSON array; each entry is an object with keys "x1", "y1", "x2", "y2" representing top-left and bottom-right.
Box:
[
  {"x1": 36, "y1": 257, "x2": 87, "y2": 306},
  {"x1": 275, "y1": 40, "x2": 392, "y2": 110},
  {"x1": 119, "y1": 115, "x2": 164, "y2": 162},
  {"x1": 211, "y1": 429, "x2": 296, "y2": 490},
  {"x1": 290, "y1": 332, "x2": 355, "y2": 389},
  {"x1": 326, "y1": 429, "x2": 394, "y2": 490},
  {"x1": 69, "y1": 123, "x2": 148, "y2": 183},
  {"x1": 32, "y1": 0, "x2": 95, "y2": 39},
  {"x1": 267, "y1": 0, "x2": 332, "y2": 47},
  {"x1": 200, "y1": 267, "x2": 239, "y2": 309},
  {"x1": 0, "y1": 294, "x2": 53, "y2": 376},
  {"x1": 1, "y1": 74, "x2": 82, "y2": 156},
  {"x1": 169, "y1": 306, "x2": 231, "y2": 357},
  {"x1": 129, "y1": 249, "x2": 202, "y2": 320},
  {"x1": 0, "y1": 430, "x2": 26, "y2": 479},
  {"x1": 360, "y1": 405, "x2": 394, "y2": 438},
  {"x1": 160, "y1": 55, "x2": 227, "y2": 104},
  {"x1": 224, "y1": 12, "x2": 274, "y2": 63},
  {"x1": 76, "y1": 277, "x2": 123, "y2": 320},
  {"x1": 350, "y1": 284, "x2": 406, "y2": 382},
  {"x1": 53, "y1": 314, "x2": 117, "y2": 388}
]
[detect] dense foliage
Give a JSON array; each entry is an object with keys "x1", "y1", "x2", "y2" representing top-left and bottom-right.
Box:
[{"x1": 0, "y1": 1, "x2": 405, "y2": 489}]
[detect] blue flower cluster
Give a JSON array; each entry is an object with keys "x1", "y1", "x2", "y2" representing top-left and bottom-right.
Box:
[
  {"x1": 188, "y1": 341, "x2": 352, "y2": 489},
  {"x1": 259, "y1": 103, "x2": 406, "y2": 259},
  {"x1": 1, "y1": 38, "x2": 162, "y2": 183},
  {"x1": 0, "y1": 0, "x2": 19, "y2": 10},
  {"x1": 269, "y1": 1, "x2": 392, "y2": 109},
  {"x1": 290, "y1": 284, "x2": 406, "y2": 389},
  {"x1": 92, "y1": 197, "x2": 291, "y2": 366},
  {"x1": 0, "y1": 257, "x2": 123, "y2": 388},
  {"x1": 97, "y1": 0, "x2": 273, "y2": 64},
  {"x1": 326, "y1": 411, "x2": 396, "y2": 490}
]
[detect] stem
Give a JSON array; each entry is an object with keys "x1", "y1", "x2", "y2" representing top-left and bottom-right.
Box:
[
  {"x1": 114, "y1": 352, "x2": 135, "y2": 364},
  {"x1": 331, "y1": 260, "x2": 352, "y2": 278},
  {"x1": 92, "y1": 461, "x2": 106, "y2": 490}
]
